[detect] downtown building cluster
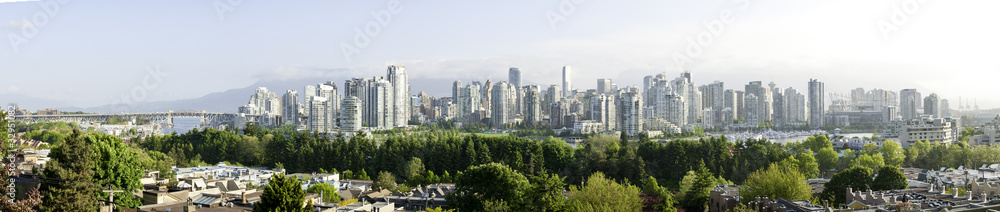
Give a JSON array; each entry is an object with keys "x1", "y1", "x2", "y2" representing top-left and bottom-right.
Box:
[
  {"x1": 237, "y1": 65, "x2": 962, "y2": 143},
  {"x1": 238, "y1": 65, "x2": 410, "y2": 136}
]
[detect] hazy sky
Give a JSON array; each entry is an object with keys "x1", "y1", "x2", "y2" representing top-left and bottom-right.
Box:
[{"x1": 1, "y1": 0, "x2": 998, "y2": 109}]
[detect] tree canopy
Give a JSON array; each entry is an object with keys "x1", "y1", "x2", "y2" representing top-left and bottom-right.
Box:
[{"x1": 255, "y1": 173, "x2": 309, "y2": 212}]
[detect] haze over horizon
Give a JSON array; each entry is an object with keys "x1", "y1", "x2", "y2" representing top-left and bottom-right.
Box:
[{"x1": 2, "y1": 0, "x2": 998, "y2": 110}]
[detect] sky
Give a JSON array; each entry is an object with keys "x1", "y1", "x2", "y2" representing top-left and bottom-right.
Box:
[{"x1": 1, "y1": 0, "x2": 999, "y2": 109}]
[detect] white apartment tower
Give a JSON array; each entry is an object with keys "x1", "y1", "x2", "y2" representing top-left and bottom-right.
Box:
[
  {"x1": 281, "y1": 90, "x2": 299, "y2": 126},
  {"x1": 523, "y1": 85, "x2": 542, "y2": 125},
  {"x1": 490, "y1": 81, "x2": 517, "y2": 128},
  {"x1": 591, "y1": 94, "x2": 617, "y2": 131},
  {"x1": 387, "y1": 65, "x2": 410, "y2": 127},
  {"x1": 340, "y1": 96, "x2": 362, "y2": 134},
  {"x1": 618, "y1": 87, "x2": 643, "y2": 137}
]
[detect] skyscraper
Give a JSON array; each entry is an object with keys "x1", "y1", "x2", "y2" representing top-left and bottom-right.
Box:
[
  {"x1": 900, "y1": 89, "x2": 918, "y2": 120},
  {"x1": 784, "y1": 87, "x2": 806, "y2": 123},
  {"x1": 597, "y1": 79, "x2": 612, "y2": 94},
  {"x1": 745, "y1": 81, "x2": 767, "y2": 125},
  {"x1": 808, "y1": 79, "x2": 824, "y2": 128},
  {"x1": 509, "y1": 67, "x2": 522, "y2": 88},
  {"x1": 340, "y1": 96, "x2": 362, "y2": 135},
  {"x1": 365, "y1": 77, "x2": 394, "y2": 129},
  {"x1": 591, "y1": 94, "x2": 617, "y2": 131},
  {"x1": 941, "y1": 99, "x2": 951, "y2": 118},
  {"x1": 618, "y1": 87, "x2": 643, "y2": 137},
  {"x1": 281, "y1": 90, "x2": 299, "y2": 127},
  {"x1": 772, "y1": 87, "x2": 785, "y2": 127},
  {"x1": 562, "y1": 66, "x2": 572, "y2": 98},
  {"x1": 924, "y1": 93, "x2": 940, "y2": 118},
  {"x1": 307, "y1": 96, "x2": 328, "y2": 133},
  {"x1": 388, "y1": 65, "x2": 410, "y2": 127},
  {"x1": 490, "y1": 81, "x2": 516, "y2": 128},
  {"x1": 523, "y1": 85, "x2": 542, "y2": 125}
]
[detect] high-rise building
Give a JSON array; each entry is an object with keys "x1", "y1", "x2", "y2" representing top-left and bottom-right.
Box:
[
  {"x1": 735, "y1": 90, "x2": 745, "y2": 121},
  {"x1": 318, "y1": 83, "x2": 339, "y2": 130},
  {"x1": 523, "y1": 85, "x2": 542, "y2": 125},
  {"x1": 745, "y1": 81, "x2": 768, "y2": 125},
  {"x1": 481, "y1": 80, "x2": 493, "y2": 118},
  {"x1": 900, "y1": 89, "x2": 919, "y2": 120},
  {"x1": 941, "y1": 99, "x2": 951, "y2": 118},
  {"x1": 772, "y1": 87, "x2": 785, "y2": 126},
  {"x1": 924, "y1": 93, "x2": 940, "y2": 118},
  {"x1": 724, "y1": 89, "x2": 737, "y2": 123},
  {"x1": 453, "y1": 81, "x2": 462, "y2": 101},
  {"x1": 307, "y1": 96, "x2": 329, "y2": 133},
  {"x1": 509, "y1": 68, "x2": 522, "y2": 88},
  {"x1": 784, "y1": 87, "x2": 807, "y2": 123},
  {"x1": 388, "y1": 65, "x2": 410, "y2": 127},
  {"x1": 340, "y1": 96, "x2": 362, "y2": 134},
  {"x1": 457, "y1": 83, "x2": 481, "y2": 121},
  {"x1": 590, "y1": 94, "x2": 617, "y2": 131},
  {"x1": 366, "y1": 77, "x2": 394, "y2": 129},
  {"x1": 490, "y1": 81, "x2": 517, "y2": 128},
  {"x1": 618, "y1": 87, "x2": 643, "y2": 137},
  {"x1": 597, "y1": 79, "x2": 612, "y2": 94},
  {"x1": 808, "y1": 79, "x2": 825, "y2": 128},
  {"x1": 544, "y1": 84, "x2": 561, "y2": 116},
  {"x1": 562, "y1": 66, "x2": 572, "y2": 98},
  {"x1": 281, "y1": 90, "x2": 299, "y2": 127}
]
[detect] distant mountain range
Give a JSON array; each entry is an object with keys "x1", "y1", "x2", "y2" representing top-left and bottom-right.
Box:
[{"x1": 3, "y1": 78, "x2": 464, "y2": 114}]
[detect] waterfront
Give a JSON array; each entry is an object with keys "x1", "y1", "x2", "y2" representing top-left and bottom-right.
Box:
[{"x1": 162, "y1": 117, "x2": 201, "y2": 134}]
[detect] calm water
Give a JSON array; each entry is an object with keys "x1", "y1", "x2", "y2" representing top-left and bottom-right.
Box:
[{"x1": 162, "y1": 117, "x2": 202, "y2": 134}]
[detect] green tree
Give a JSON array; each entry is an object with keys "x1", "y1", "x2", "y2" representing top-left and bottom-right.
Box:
[
  {"x1": 871, "y1": 166, "x2": 907, "y2": 191},
  {"x1": 641, "y1": 176, "x2": 677, "y2": 212},
  {"x1": 524, "y1": 173, "x2": 567, "y2": 212},
  {"x1": 740, "y1": 161, "x2": 812, "y2": 203},
  {"x1": 306, "y1": 182, "x2": 341, "y2": 204},
  {"x1": 448, "y1": 163, "x2": 530, "y2": 211},
  {"x1": 803, "y1": 135, "x2": 832, "y2": 153},
  {"x1": 41, "y1": 129, "x2": 99, "y2": 212},
  {"x1": 851, "y1": 154, "x2": 885, "y2": 171},
  {"x1": 566, "y1": 172, "x2": 643, "y2": 211},
  {"x1": 861, "y1": 143, "x2": 880, "y2": 156},
  {"x1": 880, "y1": 140, "x2": 904, "y2": 167},
  {"x1": 255, "y1": 173, "x2": 309, "y2": 212},
  {"x1": 90, "y1": 133, "x2": 144, "y2": 208},
  {"x1": 820, "y1": 166, "x2": 873, "y2": 206},
  {"x1": 373, "y1": 171, "x2": 399, "y2": 193},
  {"x1": 402, "y1": 157, "x2": 425, "y2": 182},
  {"x1": 795, "y1": 150, "x2": 820, "y2": 179},
  {"x1": 816, "y1": 147, "x2": 839, "y2": 172},
  {"x1": 679, "y1": 162, "x2": 715, "y2": 211}
]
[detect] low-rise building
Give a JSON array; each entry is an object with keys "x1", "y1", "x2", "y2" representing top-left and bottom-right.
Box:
[{"x1": 883, "y1": 116, "x2": 959, "y2": 148}]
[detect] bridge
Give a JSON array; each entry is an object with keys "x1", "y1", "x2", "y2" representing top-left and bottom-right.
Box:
[{"x1": 11, "y1": 110, "x2": 271, "y2": 129}]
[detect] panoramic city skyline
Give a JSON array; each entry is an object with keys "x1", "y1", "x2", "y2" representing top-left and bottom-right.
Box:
[{"x1": 1, "y1": 0, "x2": 999, "y2": 109}]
